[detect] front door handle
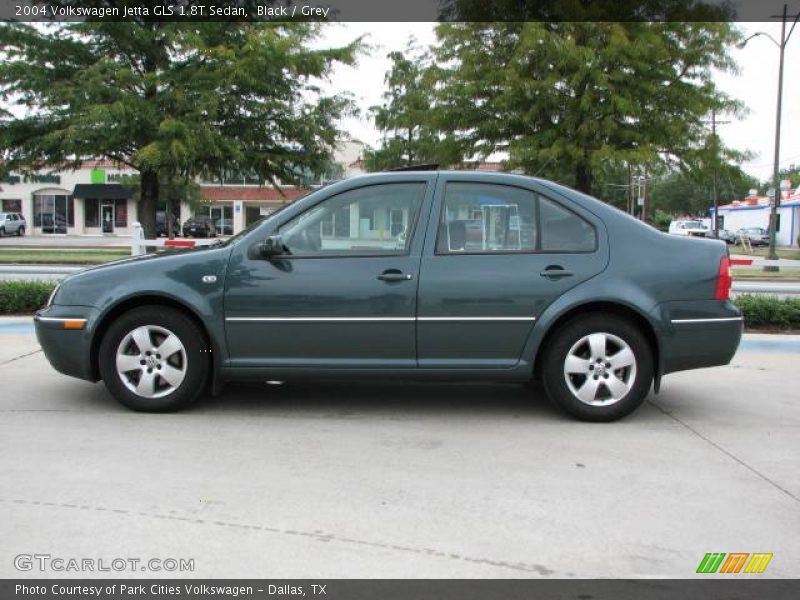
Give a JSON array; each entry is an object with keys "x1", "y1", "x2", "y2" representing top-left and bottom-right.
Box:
[
  {"x1": 540, "y1": 266, "x2": 574, "y2": 280},
  {"x1": 377, "y1": 269, "x2": 413, "y2": 282}
]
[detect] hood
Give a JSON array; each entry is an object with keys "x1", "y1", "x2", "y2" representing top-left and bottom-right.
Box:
[{"x1": 59, "y1": 244, "x2": 220, "y2": 286}]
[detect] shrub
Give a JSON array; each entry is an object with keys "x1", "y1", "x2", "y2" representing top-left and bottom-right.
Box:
[
  {"x1": 0, "y1": 281, "x2": 57, "y2": 314},
  {"x1": 735, "y1": 294, "x2": 800, "y2": 329}
]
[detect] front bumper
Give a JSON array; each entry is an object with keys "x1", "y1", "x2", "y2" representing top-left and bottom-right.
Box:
[
  {"x1": 655, "y1": 300, "x2": 743, "y2": 375},
  {"x1": 34, "y1": 305, "x2": 100, "y2": 382}
]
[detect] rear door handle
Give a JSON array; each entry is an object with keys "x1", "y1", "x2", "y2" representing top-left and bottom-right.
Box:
[
  {"x1": 377, "y1": 270, "x2": 413, "y2": 282},
  {"x1": 540, "y1": 266, "x2": 574, "y2": 280}
]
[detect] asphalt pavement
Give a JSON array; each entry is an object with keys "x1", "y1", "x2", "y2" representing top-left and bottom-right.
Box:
[{"x1": 0, "y1": 319, "x2": 798, "y2": 578}]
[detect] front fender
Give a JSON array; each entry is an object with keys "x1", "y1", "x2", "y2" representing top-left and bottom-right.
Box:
[{"x1": 54, "y1": 247, "x2": 233, "y2": 386}]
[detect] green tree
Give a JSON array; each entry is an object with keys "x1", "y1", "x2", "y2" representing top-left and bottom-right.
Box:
[
  {"x1": 776, "y1": 165, "x2": 800, "y2": 190},
  {"x1": 116, "y1": 171, "x2": 203, "y2": 238},
  {"x1": 427, "y1": 22, "x2": 742, "y2": 196},
  {"x1": 364, "y1": 42, "x2": 461, "y2": 171},
  {"x1": 0, "y1": 16, "x2": 358, "y2": 237},
  {"x1": 649, "y1": 166, "x2": 759, "y2": 217}
]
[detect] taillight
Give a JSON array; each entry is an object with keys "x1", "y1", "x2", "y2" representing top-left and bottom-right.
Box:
[{"x1": 715, "y1": 256, "x2": 732, "y2": 301}]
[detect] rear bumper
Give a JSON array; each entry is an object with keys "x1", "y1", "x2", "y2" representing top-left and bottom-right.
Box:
[
  {"x1": 34, "y1": 305, "x2": 99, "y2": 382},
  {"x1": 655, "y1": 300, "x2": 743, "y2": 375}
]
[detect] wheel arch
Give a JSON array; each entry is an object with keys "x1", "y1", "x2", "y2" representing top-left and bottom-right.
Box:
[
  {"x1": 90, "y1": 294, "x2": 220, "y2": 386},
  {"x1": 531, "y1": 300, "x2": 662, "y2": 391}
]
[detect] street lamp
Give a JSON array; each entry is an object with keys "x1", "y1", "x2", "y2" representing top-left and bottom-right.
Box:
[{"x1": 737, "y1": 4, "x2": 800, "y2": 271}]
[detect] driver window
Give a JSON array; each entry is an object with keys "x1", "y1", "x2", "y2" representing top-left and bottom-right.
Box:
[{"x1": 278, "y1": 183, "x2": 426, "y2": 256}]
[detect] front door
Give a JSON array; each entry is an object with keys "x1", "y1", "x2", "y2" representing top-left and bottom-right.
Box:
[
  {"x1": 417, "y1": 177, "x2": 608, "y2": 368},
  {"x1": 224, "y1": 178, "x2": 434, "y2": 368},
  {"x1": 101, "y1": 203, "x2": 114, "y2": 233}
]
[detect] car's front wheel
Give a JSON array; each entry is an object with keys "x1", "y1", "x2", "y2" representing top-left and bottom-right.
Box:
[
  {"x1": 98, "y1": 306, "x2": 209, "y2": 412},
  {"x1": 17, "y1": 226, "x2": 25, "y2": 236},
  {"x1": 541, "y1": 314, "x2": 653, "y2": 421}
]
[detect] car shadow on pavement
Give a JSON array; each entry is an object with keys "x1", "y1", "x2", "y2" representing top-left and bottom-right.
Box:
[
  {"x1": 190, "y1": 380, "x2": 566, "y2": 420},
  {"x1": 67, "y1": 379, "x2": 664, "y2": 423}
]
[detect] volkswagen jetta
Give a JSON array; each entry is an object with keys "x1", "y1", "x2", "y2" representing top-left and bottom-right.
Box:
[{"x1": 35, "y1": 171, "x2": 742, "y2": 421}]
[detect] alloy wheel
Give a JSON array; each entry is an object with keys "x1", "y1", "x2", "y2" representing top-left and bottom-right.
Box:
[
  {"x1": 115, "y1": 325, "x2": 187, "y2": 398},
  {"x1": 563, "y1": 332, "x2": 637, "y2": 406}
]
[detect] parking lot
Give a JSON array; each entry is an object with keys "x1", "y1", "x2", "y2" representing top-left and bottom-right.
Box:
[{"x1": 1, "y1": 320, "x2": 798, "y2": 578}]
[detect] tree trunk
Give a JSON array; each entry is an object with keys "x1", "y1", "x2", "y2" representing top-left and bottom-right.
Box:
[
  {"x1": 575, "y1": 161, "x2": 593, "y2": 195},
  {"x1": 138, "y1": 169, "x2": 159, "y2": 240},
  {"x1": 166, "y1": 196, "x2": 174, "y2": 239}
]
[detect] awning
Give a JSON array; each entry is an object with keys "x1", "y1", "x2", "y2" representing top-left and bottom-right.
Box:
[{"x1": 72, "y1": 184, "x2": 134, "y2": 200}]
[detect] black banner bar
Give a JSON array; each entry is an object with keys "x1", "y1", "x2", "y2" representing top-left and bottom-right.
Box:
[
  {"x1": 3, "y1": 579, "x2": 800, "y2": 600},
  {"x1": 1, "y1": 0, "x2": 798, "y2": 23}
]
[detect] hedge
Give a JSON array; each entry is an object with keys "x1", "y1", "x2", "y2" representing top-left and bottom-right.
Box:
[
  {"x1": 0, "y1": 282, "x2": 798, "y2": 330},
  {"x1": 0, "y1": 280, "x2": 57, "y2": 314},
  {"x1": 734, "y1": 294, "x2": 800, "y2": 330}
]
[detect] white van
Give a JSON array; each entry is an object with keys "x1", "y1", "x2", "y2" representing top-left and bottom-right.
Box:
[{"x1": 668, "y1": 219, "x2": 710, "y2": 237}]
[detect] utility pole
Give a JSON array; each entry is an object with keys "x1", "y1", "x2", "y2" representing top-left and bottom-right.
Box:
[
  {"x1": 768, "y1": 4, "x2": 789, "y2": 267},
  {"x1": 738, "y1": 5, "x2": 800, "y2": 270},
  {"x1": 627, "y1": 164, "x2": 633, "y2": 215},
  {"x1": 642, "y1": 172, "x2": 649, "y2": 224},
  {"x1": 708, "y1": 109, "x2": 730, "y2": 239},
  {"x1": 712, "y1": 111, "x2": 719, "y2": 238}
]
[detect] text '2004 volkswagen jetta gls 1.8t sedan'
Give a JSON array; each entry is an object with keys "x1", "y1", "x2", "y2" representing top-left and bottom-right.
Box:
[{"x1": 35, "y1": 171, "x2": 742, "y2": 421}]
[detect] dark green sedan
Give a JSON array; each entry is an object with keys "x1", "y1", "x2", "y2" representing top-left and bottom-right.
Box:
[{"x1": 35, "y1": 171, "x2": 742, "y2": 421}]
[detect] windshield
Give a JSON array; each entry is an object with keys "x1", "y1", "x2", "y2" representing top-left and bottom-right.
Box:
[{"x1": 683, "y1": 221, "x2": 704, "y2": 228}]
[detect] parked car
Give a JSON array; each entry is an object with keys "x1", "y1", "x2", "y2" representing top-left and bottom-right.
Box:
[
  {"x1": 0, "y1": 212, "x2": 26, "y2": 236},
  {"x1": 156, "y1": 211, "x2": 180, "y2": 237},
  {"x1": 182, "y1": 215, "x2": 216, "y2": 238},
  {"x1": 717, "y1": 229, "x2": 737, "y2": 244},
  {"x1": 668, "y1": 219, "x2": 710, "y2": 237},
  {"x1": 736, "y1": 227, "x2": 769, "y2": 246},
  {"x1": 34, "y1": 171, "x2": 741, "y2": 421}
]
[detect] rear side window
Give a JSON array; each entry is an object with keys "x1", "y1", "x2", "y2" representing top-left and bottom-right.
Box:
[
  {"x1": 436, "y1": 183, "x2": 596, "y2": 254},
  {"x1": 539, "y1": 196, "x2": 596, "y2": 252}
]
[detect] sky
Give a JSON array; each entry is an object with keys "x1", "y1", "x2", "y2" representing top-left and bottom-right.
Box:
[{"x1": 317, "y1": 21, "x2": 800, "y2": 184}]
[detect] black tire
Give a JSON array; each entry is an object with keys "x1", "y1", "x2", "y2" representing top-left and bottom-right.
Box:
[
  {"x1": 98, "y1": 306, "x2": 210, "y2": 412},
  {"x1": 0, "y1": 227, "x2": 5, "y2": 237},
  {"x1": 17, "y1": 226, "x2": 25, "y2": 236},
  {"x1": 540, "y1": 313, "x2": 653, "y2": 422}
]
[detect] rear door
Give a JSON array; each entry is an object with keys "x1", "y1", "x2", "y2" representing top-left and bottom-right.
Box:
[{"x1": 416, "y1": 175, "x2": 608, "y2": 369}]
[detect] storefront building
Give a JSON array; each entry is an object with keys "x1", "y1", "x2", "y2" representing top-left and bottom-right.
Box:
[
  {"x1": 0, "y1": 160, "x2": 139, "y2": 236},
  {"x1": 0, "y1": 142, "x2": 365, "y2": 237},
  {"x1": 710, "y1": 188, "x2": 800, "y2": 247}
]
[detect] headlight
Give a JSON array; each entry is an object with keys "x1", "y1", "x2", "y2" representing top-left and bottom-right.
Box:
[{"x1": 46, "y1": 283, "x2": 61, "y2": 307}]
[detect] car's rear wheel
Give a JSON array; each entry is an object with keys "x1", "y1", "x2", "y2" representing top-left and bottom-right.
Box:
[
  {"x1": 98, "y1": 306, "x2": 209, "y2": 412},
  {"x1": 541, "y1": 314, "x2": 653, "y2": 421},
  {"x1": 17, "y1": 226, "x2": 25, "y2": 236}
]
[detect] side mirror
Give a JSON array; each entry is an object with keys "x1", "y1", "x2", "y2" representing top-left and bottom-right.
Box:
[{"x1": 259, "y1": 234, "x2": 288, "y2": 258}]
